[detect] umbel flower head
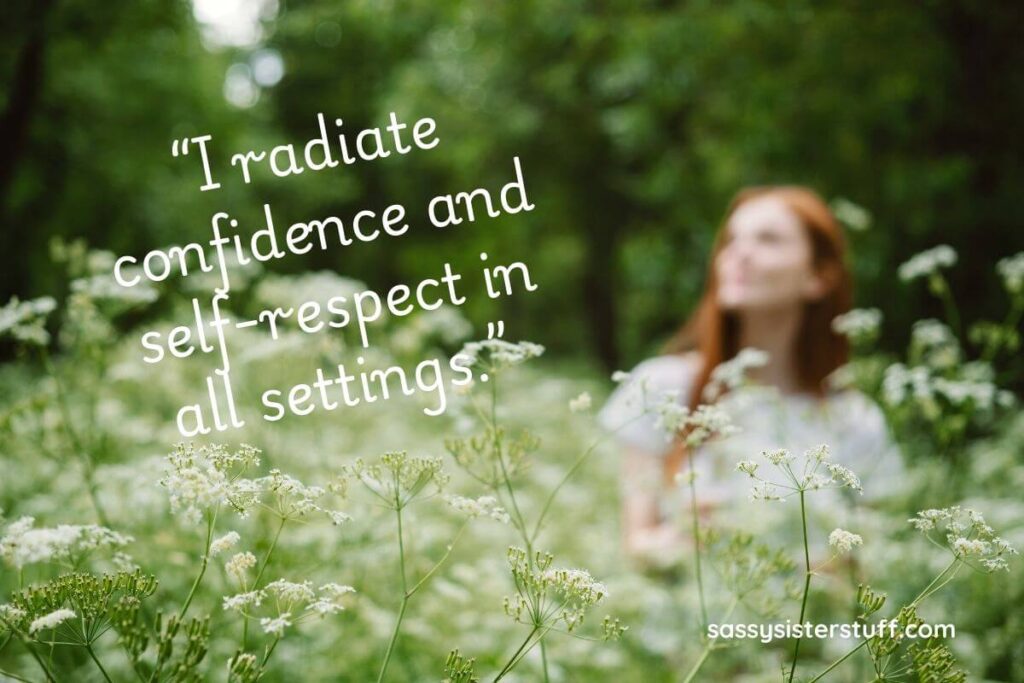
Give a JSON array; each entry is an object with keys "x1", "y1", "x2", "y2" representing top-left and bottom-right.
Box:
[
  {"x1": 702, "y1": 347, "x2": 769, "y2": 401},
  {"x1": 0, "y1": 296, "x2": 57, "y2": 347},
  {"x1": 456, "y1": 339, "x2": 545, "y2": 372},
  {"x1": 653, "y1": 394, "x2": 739, "y2": 447},
  {"x1": 832, "y1": 308, "x2": 882, "y2": 344},
  {"x1": 503, "y1": 546, "x2": 618, "y2": 636},
  {"x1": 160, "y1": 443, "x2": 262, "y2": 523},
  {"x1": 909, "y1": 506, "x2": 1018, "y2": 572},
  {"x1": 0, "y1": 516, "x2": 132, "y2": 570},
  {"x1": 735, "y1": 443, "x2": 862, "y2": 501},
  {"x1": 898, "y1": 245, "x2": 957, "y2": 282},
  {"x1": 334, "y1": 451, "x2": 448, "y2": 509},
  {"x1": 828, "y1": 528, "x2": 864, "y2": 555},
  {"x1": 996, "y1": 252, "x2": 1024, "y2": 294}
]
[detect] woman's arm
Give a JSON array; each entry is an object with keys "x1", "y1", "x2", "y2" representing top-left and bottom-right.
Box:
[{"x1": 621, "y1": 446, "x2": 685, "y2": 566}]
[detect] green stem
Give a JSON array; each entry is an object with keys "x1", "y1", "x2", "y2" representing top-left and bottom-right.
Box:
[
  {"x1": 493, "y1": 626, "x2": 540, "y2": 682},
  {"x1": 178, "y1": 508, "x2": 217, "y2": 620},
  {"x1": 688, "y1": 470, "x2": 708, "y2": 632},
  {"x1": 807, "y1": 557, "x2": 962, "y2": 682},
  {"x1": 243, "y1": 514, "x2": 288, "y2": 649},
  {"x1": 681, "y1": 596, "x2": 739, "y2": 683},
  {"x1": 86, "y1": 644, "x2": 114, "y2": 683},
  {"x1": 377, "y1": 490, "x2": 408, "y2": 683},
  {"x1": 0, "y1": 667, "x2": 35, "y2": 682},
  {"x1": 931, "y1": 274, "x2": 963, "y2": 340},
  {"x1": 787, "y1": 490, "x2": 812, "y2": 683},
  {"x1": 42, "y1": 352, "x2": 109, "y2": 527},
  {"x1": 407, "y1": 522, "x2": 467, "y2": 598},
  {"x1": 252, "y1": 516, "x2": 287, "y2": 590},
  {"x1": 807, "y1": 639, "x2": 869, "y2": 683}
]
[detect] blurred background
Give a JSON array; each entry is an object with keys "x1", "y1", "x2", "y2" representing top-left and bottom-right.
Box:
[{"x1": 3, "y1": 0, "x2": 1024, "y2": 371}]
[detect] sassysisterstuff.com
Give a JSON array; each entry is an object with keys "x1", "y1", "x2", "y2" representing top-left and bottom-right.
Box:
[{"x1": 708, "y1": 620, "x2": 956, "y2": 644}]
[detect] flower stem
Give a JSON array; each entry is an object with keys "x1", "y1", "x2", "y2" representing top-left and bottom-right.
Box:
[
  {"x1": 243, "y1": 514, "x2": 288, "y2": 649},
  {"x1": 377, "y1": 490, "x2": 409, "y2": 683},
  {"x1": 178, "y1": 508, "x2": 217, "y2": 620},
  {"x1": 42, "y1": 351, "x2": 109, "y2": 527},
  {"x1": 86, "y1": 644, "x2": 113, "y2": 683},
  {"x1": 493, "y1": 626, "x2": 540, "y2": 681},
  {"x1": 787, "y1": 490, "x2": 812, "y2": 683},
  {"x1": 807, "y1": 557, "x2": 962, "y2": 682},
  {"x1": 688, "y1": 470, "x2": 708, "y2": 632},
  {"x1": 681, "y1": 596, "x2": 738, "y2": 683}
]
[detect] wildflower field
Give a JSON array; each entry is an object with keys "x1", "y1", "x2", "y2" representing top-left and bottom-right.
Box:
[
  {"x1": 5, "y1": 2, "x2": 1024, "y2": 681},
  {"x1": 1, "y1": 243, "x2": 1022, "y2": 682}
]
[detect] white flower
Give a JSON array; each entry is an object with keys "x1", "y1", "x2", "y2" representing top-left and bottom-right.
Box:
[
  {"x1": 264, "y1": 579, "x2": 316, "y2": 604},
  {"x1": 997, "y1": 252, "x2": 1024, "y2": 294},
  {"x1": 909, "y1": 506, "x2": 1018, "y2": 572},
  {"x1": 225, "y1": 552, "x2": 257, "y2": 581},
  {"x1": 750, "y1": 481, "x2": 784, "y2": 502},
  {"x1": 308, "y1": 583, "x2": 356, "y2": 616},
  {"x1": 736, "y1": 460, "x2": 759, "y2": 477},
  {"x1": 0, "y1": 296, "x2": 57, "y2": 347},
  {"x1": 457, "y1": 339, "x2": 545, "y2": 369},
  {"x1": 832, "y1": 309, "x2": 882, "y2": 342},
  {"x1": 805, "y1": 444, "x2": 830, "y2": 463},
  {"x1": 223, "y1": 590, "x2": 266, "y2": 612},
  {"x1": 828, "y1": 528, "x2": 863, "y2": 555},
  {"x1": 830, "y1": 197, "x2": 872, "y2": 231},
  {"x1": 826, "y1": 463, "x2": 862, "y2": 493},
  {"x1": 762, "y1": 449, "x2": 793, "y2": 467},
  {"x1": 260, "y1": 613, "x2": 292, "y2": 636},
  {"x1": 703, "y1": 348, "x2": 769, "y2": 400},
  {"x1": 952, "y1": 538, "x2": 988, "y2": 556},
  {"x1": 898, "y1": 245, "x2": 957, "y2": 282},
  {"x1": 209, "y1": 531, "x2": 240, "y2": 556},
  {"x1": 0, "y1": 517, "x2": 132, "y2": 569},
  {"x1": 0, "y1": 604, "x2": 27, "y2": 623},
  {"x1": 611, "y1": 370, "x2": 631, "y2": 383},
  {"x1": 445, "y1": 495, "x2": 510, "y2": 524},
  {"x1": 569, "y1": 392, "x2": 592, "y2": 413},
  {"x1": 29, "y1": 608, "x2": 76, "y2": 634},
  {"x1": 160, "y1": 443, "x2": 262, "y2": 523}
]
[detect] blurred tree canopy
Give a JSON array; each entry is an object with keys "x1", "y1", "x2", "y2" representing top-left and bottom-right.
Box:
[{"x1": 3, "y1": 0, "x2": 1023, "y2": 369}]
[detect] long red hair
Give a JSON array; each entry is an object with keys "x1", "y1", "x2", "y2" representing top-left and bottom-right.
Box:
[{"x1": 663, "y1": 185, "x2": 853, "y2": 480}]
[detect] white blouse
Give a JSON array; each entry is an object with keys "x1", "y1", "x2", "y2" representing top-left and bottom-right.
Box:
[{"x1": 598, "y1": 354, "x2": 905, "y2": 541}]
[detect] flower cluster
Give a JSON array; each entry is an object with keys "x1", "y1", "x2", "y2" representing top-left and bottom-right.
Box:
[
  {"x1": 160, "y1": 443, "x2": 262, "y2": 523},
  {"x1": 503, "y1": 547, "x2": 616, "y2": 635},
  {"x1": 909, "y1": 506, "x2": 1018, "y2": 572},
  {"x1": 334, "y1": 451, "x2": 448, "y2": 509},
  {"x1": 0, "y1": 296, "x2": 57, "y2": 347},
  {"x1": 0, "y1": 516, "x2": 132, "y2": 569},
  {"x1": 161, "y1": 444, "x2": 348, "y2": 526},
  {"x1": 830, "y1": 197, "x2": 872, "y2": 232},
  {"x1": 223, "y1": 579, "x2": 356, "y2": 637},
  {"x1": 736, "y1": 444, "x2": 862, "y2": 501},
  {"x1": 832, "y1": 308, "x2": 882, "y2": 344},
  {"x1": 702, "y1": 348, "x2": 769, "y2": 401},
  {"x1": 457, "y1": 339, "x2": 545, "y2": 371},
  {"x1": 28, "y1": 608, "x2": 77, "y2": 634},
  {"x1": 444, "y1": 494, "x2": 510, "y2": 524},
  {"x1": 898, "y1": 245, "x2": 957, "y2": 282},
  {"x1": 828, "y1": 528, "x2": 863, "y2": 555},
  {"x1": 654, "y1": 394, "x2": 738, "y2": 447},
  {"x1": 996, "y1": 252, "x2": 1024, "y2": 294},
  {"x1": 568, "y1": 391, "x2": 592, "y2": 413}
]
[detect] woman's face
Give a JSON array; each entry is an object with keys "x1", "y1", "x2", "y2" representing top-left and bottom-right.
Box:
[{"x1": 715, "y1": 196, "x2": 825, "y2": 312}]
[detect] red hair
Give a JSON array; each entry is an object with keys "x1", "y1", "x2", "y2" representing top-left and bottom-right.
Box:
[{"x1": 663, "y1": 185, "x2": 852, "y2": 479}]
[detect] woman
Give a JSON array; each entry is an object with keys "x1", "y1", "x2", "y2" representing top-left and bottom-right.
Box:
[{"x1": 599, "y1": 185, "x2": 902, "y2": 566}]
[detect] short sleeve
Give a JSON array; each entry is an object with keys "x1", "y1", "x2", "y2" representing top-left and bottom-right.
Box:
[{"x1": 597, "y1": 355, "x2": 698, "y2": 456}]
